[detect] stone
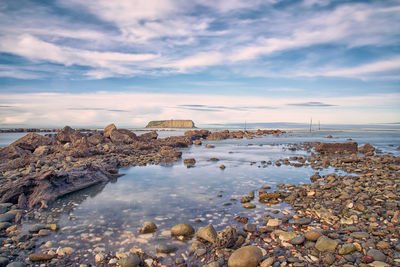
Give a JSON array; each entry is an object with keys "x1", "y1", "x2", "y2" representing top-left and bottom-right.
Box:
[
  {"x1": 220, "y1": 164, "x2": 226, "y2": 169},
  {"x1": 358, "y1": 143, "x2": 375, "y2": 154},
  {"x1": 315, "y1": 142, "x2": 358, "y2": 154},
  {"x1": 195, "y1": 248, "x2": 207, "y2": 256},
  {"x1": 0, "y1": 222, "x2": 11, "y2": 230},
  {"x1": 141, "y1": 221, "x2": 157, "y2": 234},
  {"x1": 260, "y1": 257, "x2": 275, "y2": 267},
  {"x1": 170, "y1": 223, "x2": 194, "y2": 237},
  {"x1": 33, "y1": 145, "x2": 50, "y2": 156},
  {"x1": 351, "y1": 232, "x2": 369, "y2": 239},
  {"x1": 29, "y1": 254, "x2": 53, "y2": 262},
  {"x1": 183, "y1": 158, "x2": 196, "y2": 164},
  {"x1": 322, "y1": 253, "x2": 335, "y2": 265},
  {"x1": 118, "y1": 255, "x2": 141, "y2": 267},
  {"x1": 228, "y1": 246, "x2": 263, "y2": 267},
  {"x1": 94, "y1": 253, "x2": 105, "y2": 263},
  {"x1": 242, "y1": 203, "x2": 255, "y2": 209},
  {"x1": 367, "y1": 249, "x2": 386, "y2": 262},
  {"x1": 155, "y1": 244, "x2": 176, "y2": 254},
  {"x1": 376, "y1": 241, "x2": 391, "y2": 250},
  {"x1": 46, "y1": 224, "x2": 59, "y2": 231},
  {"x1": 10, "y1": 133, "x2": 54, "y2": 152},
  {"x1": 305, "y1": 230, "x2": 322, "y2": 241},
  {"x1": 369, "y1": 261, "x2": 390, "y2": 267},
  {"x1": 0, "y1": 213, "x2": 15, "y2": 222},
  {"x1": 279, "y1": 231, "x2": 297, "y2": 242},
  {"x1": 243, "y1": 223, "x2": 257, "y2": 233},
  {"x1": 290, "y1": 235, "x2": 305, "y2": 245},
  {"x1": 5, "y1": 262, "x2": 26, "y2": 267},
  {"x1": 339, "y1": 243, "x2": 356, "y2": 255},
  {"x1": 87, "y1": 134, "x2": 105, "y2": 146},
  {"x1": 197, "y1": 224, "x2": 217, "y2": 243},
  {"x1": 104, "y1": 124, "x2": 117, "y2": 138},
  {"x1": 266, "y1": 219, "x2": 281, "y2": 227},
  {"x1": 315, "y1": 236, "x2": 338, "y2": 252},
  {"x1": 0, "y1": 257, "x2": 9, "y2": 267},
  {"x1": 293, "y1": 217, "x2": 311, "y2": 225},
  {"x1": 29, "y1": 224, "x2": 45, "y2": 233}
]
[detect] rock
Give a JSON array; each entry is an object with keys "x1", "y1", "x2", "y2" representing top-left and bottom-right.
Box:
[
  {"x1": 315, "y1": 142, "x2": 358, "y2": 154},
  {"x1": 266, "y1": 219, "x2": 281, "y2": 227},
  {"x1": 293, "y1": 217, "x2": 312, "y2": 225},
  {"x1": 220, "y1": 164, "x2": 226, "y2": 169},
  {"x1": 369, "y1": 261, "x2": 390, "y2": 267},
  {"x1": 310, "y1": 173, "x2": 321, "y2": 182},
  {"x1": 242, "y1": 203, "x2": 255, "y2": 209},
  {"x1": 228, "y1": 246, "x2": 263, "y2": 267},
  {"x1": 315, "y1": 236, "x2": 338, "y2": 252},
  {"x1": 38, "y1": 229, "x2": 51, "y2": 236},
  {"x1": 196, "y1": 224, "x2": 217, "y2": 243},
  {"x1": 141, "y1": 221, "x2": 157, "y2": 234},
  {"x1": 216, "y1": 226, "x2": 238, "y2": 249},
  {"x1": 184, "y1": 158, "x2": 196, "y2": 164},
  {"x1": 279, "y1": 231, "x2": 297, "y2": 242},
  {"x1": 290, "y1": 235, "x2": 305, "y2": 245},
  {"x1": 33, "y1": 145, "x2": 50, "y2": 156},
  {"x1": 339, "y1": 243, "x2": 356, "y2": 255},
  {"x1": 29, "y1": 224, "x2": 45, "y2": 233},
  {"x1": 46, "y1": 224, "x2": 59, "y2": 231},
  {"x1": 0, "y1": 213, "x2": 15, "y2": 222},
  {"x1": 9, "y1": 132, "x2": 54, "y2": 152},
  {"x1": 155, "y1": 244, "x2": 176, "y2": 253},
  {"x1": 0, "y1": 257, "x2": 9, "y2": 267},
  {"x1": 367, "y1": 249, "x2": 386, "y2": 262},
  {"x1": 243, "y1": 223, "x2": 257, "y2": 233},
  {"x1": 376, "y1": 241, "x2": 391, "y2": 250},
  {"x1": 305, "y1": 230, "x2": 322, "y2": 241},
  {"x1": 109, "y1": 129, "x2": 135, "y2": 144},
  {"x1": 29, "y1": 254, "x2": 53, "y2": 262},
  {"x1": 57, "y1": 126, "x2": 83, "y2": 144},
  {"x1": 5, "y1": 262, "x2": 26, "y2": 267},
  {"x1": 260, "y1": 257, "x2": 275, "y2": 267},
  {"x1": 170, "y1": 223, "x2": 194, "y2": 237},
  {"x1": 322, "y1": 253, "x2": 335, "y2": 265},
  {"x1": 358, "y1": 143, "x2": 375, "y2": 154},
  {"x1": 195, "y1": 248, "x2": 207, "y2": 256},
  {"x1": 104, "y1": 124, "x2": 117, "y2": 138},
  {"x1": 194, "y1": 140, "x2": 202, "y2": 145},
  {"x1": 95, "y1": 253, "x2": 105, "y2": 263},
  {"x1": 205, "y1": 144, "x2": 215, "y2": 148},
  {"x1": 0, "y1": 222, "x2": 11, "y2": 230},
  {"x1": 350, "y1": 232, "x2": 369, "y2": 239},
  {"x1": 87, "y1": 133, "x2": 105, "y2": 146},
  {"x1": 118, "y1": 255, "x2": 141, "y2": 267},
  {"x1": 206, "y1": 261, "x2": 219, "y2": 267}
]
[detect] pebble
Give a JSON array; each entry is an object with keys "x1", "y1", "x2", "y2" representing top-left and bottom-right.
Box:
[
  {"x1": 289, "y1": 235, "x2": 305, "y2": 245},
  {"x1": 367, "y1": 249, "x2": 386, "y2": 262},
  {"x1": 305, "y1": 230, "x2": 321, "y2": 241},
  {"x1": 315, "y1": 236, "x2": 338, "y2": 252}
]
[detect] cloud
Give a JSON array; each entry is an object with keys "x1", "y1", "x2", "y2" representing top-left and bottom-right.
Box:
[{"x1": 287, "y1": 101, "x2": 337, "y2": 107}]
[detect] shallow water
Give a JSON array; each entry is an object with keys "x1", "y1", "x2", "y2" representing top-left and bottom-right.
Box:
[{"x1": 12, "y1": 129, "x2": 397, "y2": 264}]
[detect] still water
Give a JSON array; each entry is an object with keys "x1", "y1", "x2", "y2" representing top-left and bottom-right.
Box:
[{"x1": 2, "y1": 128, "x2": 400, "y2": 264}]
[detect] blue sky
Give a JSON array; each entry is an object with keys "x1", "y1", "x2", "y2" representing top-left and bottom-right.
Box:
[{"x1": 0, "y1": 0, "x2": 399, "y2": 127}]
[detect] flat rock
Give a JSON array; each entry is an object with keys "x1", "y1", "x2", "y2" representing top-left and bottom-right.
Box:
[
  {"x1": 242, "y1": 203, "x2": 256, "y2": 209},
  {"x1": 266, "y1": 219, "x2": 281, "y2": 227},
  {"x1": 29, "y1": 254, "x2": 53, "y2": 262},
  {"x1": 351, "y1": 232, "x2": 369, "y2": 239},
  {"x1": 228, "y1": 246, "x2": 263, "y2": 267},
  {"x1": 290, "y1": 235, "x2": 305, "y2": 245},
  {"x1": 196, "y1": 224, "x2": 217, "y2": 243},
  {"x1": 367, "y1": 249, "x2": 386, "y2": 262},
  {"x1": 315, "y1": 236, "x2": 338, "y2": 252},
  {"x1": 155, "y1": 244, "x2": 176, "y2": 254},
  {"x1": 305, "y1": 230, "x2": 322, "y2": 241},
  {"x1": 279, "y1": 231, "x2": 297, "y2": 242},
  {"x1": 243, "y1": 223, "x2": 257, "y2": 233},
  {"x1": 293, "y1": 217, "x2": 312, "y2": 225},
  {"x1": 260, "y1": 257, "x2": 275, "y2": 267},
  {"x1": 118, "y1": 255, "x2": 141, "y2": 267},
  {"x1": 6, "y1": 262, "x2": 26, "y2": 267},
  {"x1": 29, "y1": 224, "x2": 45, "y2": 233}
]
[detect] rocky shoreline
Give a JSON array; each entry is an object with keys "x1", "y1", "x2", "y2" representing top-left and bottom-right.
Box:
[{"x1": 0, "y1": 126, "x2": 398, "y2": 266}]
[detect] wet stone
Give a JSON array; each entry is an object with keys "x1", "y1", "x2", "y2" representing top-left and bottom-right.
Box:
[
  {"x1": 305, "y1": 230, "x2": 321, "y2": 241},
  {"x1": 315, "y1": 236, "x2": 338, "y2": 252},
  {"x1": 155, "y1": 244, "x2": 177, "y2": 254},
  {"x1": 290, "y1": 235, "x2": 305, "y2": 245},
  {"x1": 118, "y1": 255, "x2": 141, "y2": 267},
  {"x1": 29, "y1": 254, "x2": 53, "y2": 262},
  {"x1": 339, "y1": 243, "x2": 356, "y2": 255},
  {"x1": 197, "y1": 224, "x2": 217, "y2": 243},
  {"x1": 293, "y1": 217, "x2": 312, "y2": 225},
  {"x1": 228, "y1": 246, "x2": 263, "y2": 267},
  {"x1": 243, "y1": 223, "x2": 257, "y2": 233},
  {"x1": 351, "y1": 232, "x2": 370, "y2": 239},
  {"x1": 367, "y1": 249, "x2": 386, "y2": 262},
  {"x1": 29, "y1": 224, "x2": 45, "y2": 233}
]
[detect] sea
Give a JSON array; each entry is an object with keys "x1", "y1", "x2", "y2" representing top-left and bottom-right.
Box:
[{"x1": 1, "y1": 126, "x2": 399, "y2": 264}]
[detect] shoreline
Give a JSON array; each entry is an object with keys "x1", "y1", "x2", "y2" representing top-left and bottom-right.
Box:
[{"x1": 0, "y1": 125, "x2": 399, "y2": 266}]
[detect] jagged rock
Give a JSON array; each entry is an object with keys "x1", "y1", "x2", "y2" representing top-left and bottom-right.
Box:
[
  {"x1": 197, "y1": 224, "x2": 217, "y2": 243},
  {"x1": 109, "y1": 129, "x2": 135, "y2": 144},
  {"x1": 146, "y1": 120, "x2": 195, "y2": 128},
  {"x1": 137, "y1": 131, "x2": 158, "y2": 141},
  {"x1": 87, "y1": 133, "x2": 105, "y2": 146},
  {"x1": 9, "y1": 133, "x2": 54, "y2": 152},
  {"x1": 104, "y1": 124, "x2": 116, "y2": 138}
]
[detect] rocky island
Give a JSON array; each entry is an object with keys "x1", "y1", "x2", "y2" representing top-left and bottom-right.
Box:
[{"x1": 145, "y1": 120, "x2": 195, "y2": 128}]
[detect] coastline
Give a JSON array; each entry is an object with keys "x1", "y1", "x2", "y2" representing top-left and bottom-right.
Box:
[{"x1": 0, "y1": 126, "x2": 399, "y2": 266}]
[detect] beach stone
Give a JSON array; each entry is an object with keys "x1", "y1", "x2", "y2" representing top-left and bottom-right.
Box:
[
  {"x1": 322, "y1": 253, "x2": 335, "y2": 265},
  {"x1": 45, "y1": 224, "x2": 59, "y2": 231},
  {"x1": 242, "y1": 203, "x2": 255, "y2": 209},
  {"x1": 206, "y1": 261, "x2": 219, "y2": 267},
  {"x1": 0, "y1": 213, "x2": 15, "y2": 222},
  {"x1": 266, "y1": 219, "x2": 281, "y2": 227},
  {"x1": 260, "y1": 257, "x2": 275, "y2": 267},
  {"x1": 141, "y1": 221, "x2": 157, "y2": 234},
  {"x1": 228, "y1": 246, "x2": 263, "y2": 267},
  {"x1": 29, "y1": 224, "x2": 45, "y2": 233},
  {"x1": 0, "y1": 257, "x2": 9, "y2": 267},
  {"x1": 367, "y1": 249, "x2": 386, "y2": 262},
  {"x1": 279, "y1": 231, "x2": 297, "y2": 242},
  {"x1": 339, "y1": 243, "x2": 356, "y2": 255},
  {"x1": 197, "y1": 224, "x2": 217, "y2": 243},
  {"x1": 155, "y1": 244, "x2": 176, "y2": 253},
  {"x1": 305, "y1": 230, "x2": 322, "y2": 241},
  {"x1": 376, "y1": 241, "x2": 391, "y2": 249},
  {"x1": 94, "y1": 253, "x2": 105, "y2": 263},
  {"x1": 293, "y1": 217, "x2": 312, "y2": 225},
  {"x1": 6, "y1": 262, "x2": 26, "y2": 267},
  {"x1": 243, "y1": 223, "x2": 257, "y2": 232},
  {"x1": 118, "y1": 255, "x2": 141, "y2": 267},
  {"x1": 220, "y1": 164, "x2": 226, "y2": 169},
  {"x1": 183, "y1": 158, "x2": 196, "y2": 164},
  {"x1": 315, "y1": 236, "x2": 338, "y2": 252},
  {"x1": 369, "y1": 261, "x2": 390, "y2": 267},
  {"x1": 351, "y1": 232, "x2": 369, "y2": 239},
  {"x1": 196, "y1": 248, "x2": 207, "y2": 256},
  {"x1": 29, "y1": 254, "x2": 53, "y2": 262},
  {"x1": 290, "y1": 235, "x2": 305, "y2": 245},
  {"x1": 104, "y1": 124, "x2": 116, "y2": 138},
  {"x1": 37, "y1": 229, "x2": 51, "y2": 236},
  {"x1": 171, "y1": 223, "x2": 194, "y2": 237}
]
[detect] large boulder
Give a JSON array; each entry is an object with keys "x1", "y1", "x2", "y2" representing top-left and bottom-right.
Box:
[
  {"x1": 57, "y1": 126, "x2": 75, "y2": 143},
  {"x1": 10, "y1": 133, "x2": 54, "y2": 152},
  {"x1": 104, "y1": 124, "x2": 116, "y2": 138},
  {"x1": 207, "y1": 130, "x2": 230, "y2": 141},
  {"x1": 109, "y1": 129, "x2": 135, "y2": 144},
  {"x1": 228, "y1": 246, "x2": 263, "y2": 267},
  {"x1": 315, "y1": 142, "x2": 358, "y2": 154},
  {"x1": 137, "y1": 131, "x2": 158, "y2": 141}
]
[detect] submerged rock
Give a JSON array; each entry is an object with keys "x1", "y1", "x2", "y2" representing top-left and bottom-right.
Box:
[{"x1": 171, "y1": 223, "x2": 194, "y2": 237}]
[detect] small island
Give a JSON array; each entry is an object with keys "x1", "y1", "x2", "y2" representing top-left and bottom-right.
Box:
[{"x1": 145, "y1": 119, "x2": 195, "y2": 128}]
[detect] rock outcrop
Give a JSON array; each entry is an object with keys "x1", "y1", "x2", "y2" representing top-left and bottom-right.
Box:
[
  {"x1": 315, "y1": 142, "x2": 358, "y2": 154},
  {"x1": 146, "y1": 120, "x2": 195, "y2": 128}
]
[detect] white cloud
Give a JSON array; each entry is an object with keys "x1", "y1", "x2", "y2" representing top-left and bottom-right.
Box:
[{"x1": 0, "y1": 92, "x2": 399, "y2": 127}]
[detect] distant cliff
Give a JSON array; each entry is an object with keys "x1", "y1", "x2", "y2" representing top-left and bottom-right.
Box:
[{"x1": 145, "y1": 120, "x2": 195, "y2": 128}]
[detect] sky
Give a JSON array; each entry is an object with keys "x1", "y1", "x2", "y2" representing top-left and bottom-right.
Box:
[{"x1": 0, "y1": 0, "x2": 399, "y2": 128}]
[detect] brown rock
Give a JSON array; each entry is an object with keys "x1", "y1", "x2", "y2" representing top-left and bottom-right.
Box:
[
  {"x1": 315, "y1": 142, "x2": 358, "y2": 154},
  {"x1": 228, "y1": 246, "x2": 263, "y2": 267},
  {"x1": 358, "y1": 143, "x2": 375, "y2": 154},
  {"x1": 29, "y1": 253, "x2": 53, "y2": 262},
  {"x1": 87, "y1": 133, "x2": 105, "y2": 146},
  {"x1": 197, "y1": 224, "x2": 217, "y2": 243},
  {"x1": 104, "y1": 123, "x2": 117, "y2": 138}
]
